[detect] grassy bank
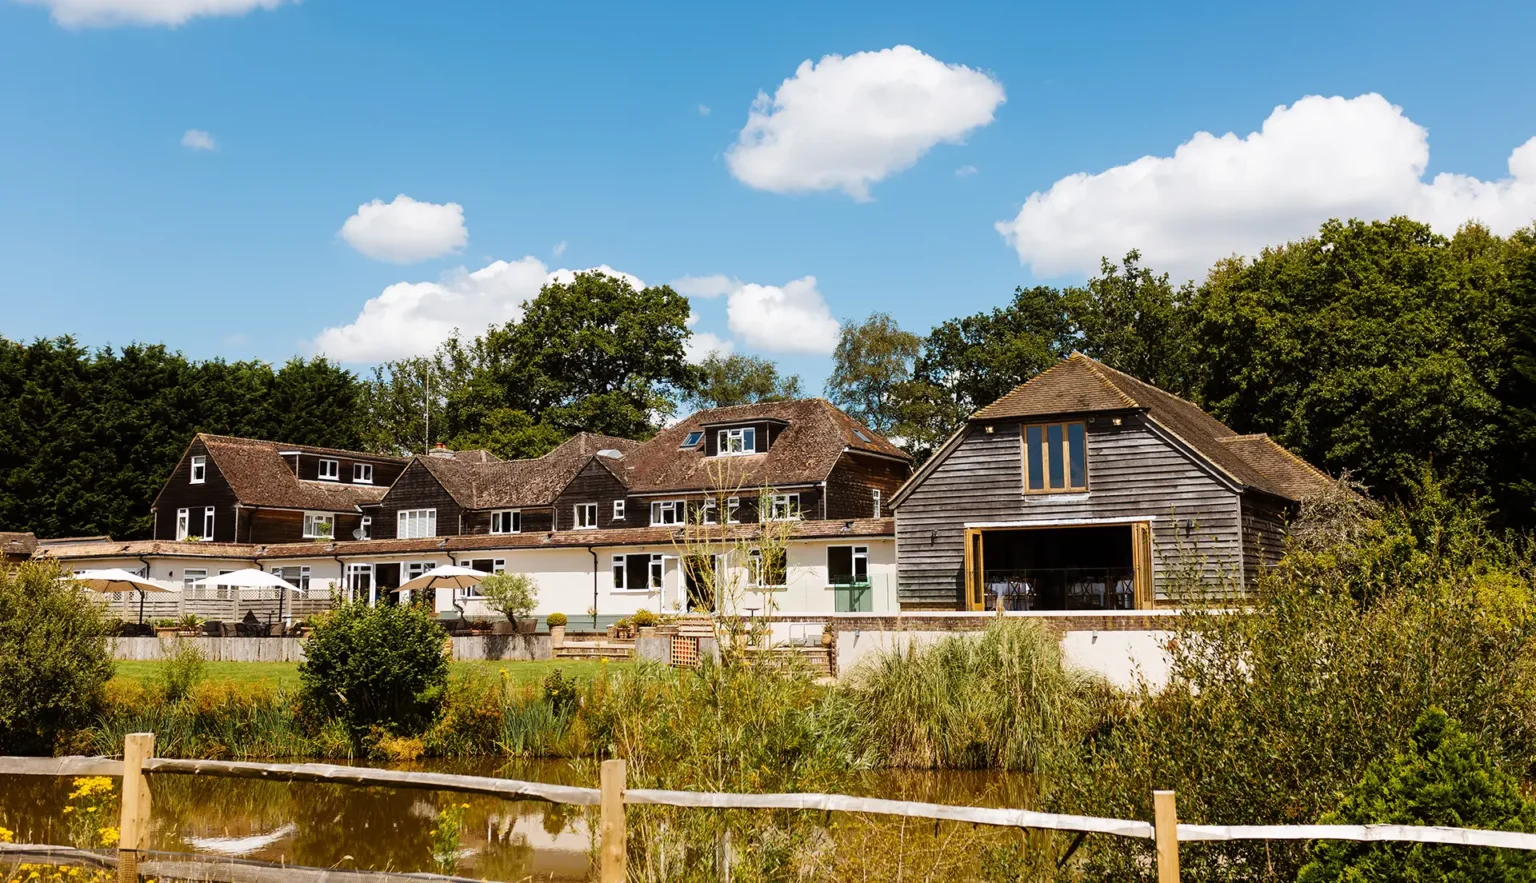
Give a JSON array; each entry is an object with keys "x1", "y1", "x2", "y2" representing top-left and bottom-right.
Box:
[{"x1": 111, "y1": 658, "x2": 625, "y2": 691}]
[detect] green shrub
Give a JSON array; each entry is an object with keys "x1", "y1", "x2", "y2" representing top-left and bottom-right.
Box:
[
  {"x1": 0, "y1": 562, "x2": 116, "y2": 754},
  {"x1": 1298, "y1": 707, "x2": 1536, "y2": 881},
  {"x1": 1059, "y1": 488, "x2": 1536, "y2": 881},
  {"x1": 299, "y1": 603, "x2": 449, "y2": 741},
  {"x1": 545, "y1": 611, "x2": 567, "y2": 627},
  {"x1": 631, "y1": 608, "x2": 658, "y2": 628},
  {"x1": 161, "y1": 641, "x2": 206, "y2": 702},
  {"x1": 479, "y1": 572, "x2": 536, "y2": 620}
]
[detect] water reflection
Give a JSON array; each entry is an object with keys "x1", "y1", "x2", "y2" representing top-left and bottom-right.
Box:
[{"x1": 0, "y1": 759, "x2": 1027, "y2": 881}]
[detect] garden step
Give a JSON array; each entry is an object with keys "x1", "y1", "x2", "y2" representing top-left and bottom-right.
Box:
[
  {"x1": 747, "y1": 645, "x2": 835, "y2": 677},
  {"x1": 554, "y1": 641, "x2": 634, "y2": 660}
]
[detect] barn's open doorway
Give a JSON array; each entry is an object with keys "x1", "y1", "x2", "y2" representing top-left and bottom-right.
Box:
[{"x1": 962, "y1": 523, "x2": 1152, "y2": 611}]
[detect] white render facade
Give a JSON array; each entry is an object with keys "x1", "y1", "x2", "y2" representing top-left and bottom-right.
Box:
[{"x1": 37, "y1": 529, "x2": 898, "y2": 623}]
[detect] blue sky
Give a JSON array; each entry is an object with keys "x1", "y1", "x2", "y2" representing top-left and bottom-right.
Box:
[{"x1": 3, "y1": 0, "x2": 1534, "y2": 390}]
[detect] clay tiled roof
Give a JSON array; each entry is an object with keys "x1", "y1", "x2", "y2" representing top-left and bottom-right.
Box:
[
  {"x1": 617, "y1": 400, "x2": 909, "y2": 494},
  {"x1": 197, "y1": 435, "x2": 399, "y2": 511},
  {"x1": 969, "y1": 353, "x2": 1334, "y2": 502},
  {"x1": 1, "y1": 532, "x2": 38, "y2": 558},
  {"x1": 417, "y1": 432, "x2": 640, "y2": 510},
  {"x1": 35, "y1": 519, "x2": 896, "y2": 562},
  {"x1": 34, "y1": 537, "x2": 259, "y2": 561}
]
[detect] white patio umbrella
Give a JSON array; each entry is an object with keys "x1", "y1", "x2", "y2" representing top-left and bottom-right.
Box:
[
  {"x1": 64, "y1": 568, "x2": 178, "y2": 625},
  {"x1": 193, "y1": 569, "x2": 304, "y2": 631},
  {"x1": 393, "y1": 564, "x2": 487, "y2": 593}
]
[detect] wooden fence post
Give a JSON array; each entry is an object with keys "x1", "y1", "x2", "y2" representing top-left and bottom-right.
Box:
[
  {"x1": 1154, "y1": 789, "x2": 1179, "y2": 883},
  {"x1": 118, "y1": 732, "x2": 154, "y2": 883},
  {"x1": 600, "y1": 758, "x2": 626, "y2": 883}
]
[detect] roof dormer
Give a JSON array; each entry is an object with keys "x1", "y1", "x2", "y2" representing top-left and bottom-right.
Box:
[{"x1": 699, "y1": 417, "x2": 788, "y2": 457}]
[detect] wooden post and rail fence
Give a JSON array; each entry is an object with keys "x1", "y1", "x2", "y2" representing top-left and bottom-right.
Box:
[{"x1": 6, "y1": 733, "x2": 1536, "y2": 881}]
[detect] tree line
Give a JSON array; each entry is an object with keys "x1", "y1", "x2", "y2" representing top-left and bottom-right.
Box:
[{"x1": 3, "y1": 215, "x2": 1533, "y2": 539}]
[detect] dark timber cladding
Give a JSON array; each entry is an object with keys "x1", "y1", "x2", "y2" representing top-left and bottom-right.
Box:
[
  {"x1": 372, "y1": 459, "x2": 464, "y2": 540},
  {"x1": 151, "y1": 437, "x2": 240, "y2": 542},
  {"x1": 892, "y1": 352, "x2": 1340, "y2": 609},
  {"x1": 895, "y1": 415, "x2": 1241, "y2": 607}
]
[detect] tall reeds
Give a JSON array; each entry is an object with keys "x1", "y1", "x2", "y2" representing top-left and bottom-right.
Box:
[{"x1": 844, "y1": 618, "x2": 1106, "y2": 773}]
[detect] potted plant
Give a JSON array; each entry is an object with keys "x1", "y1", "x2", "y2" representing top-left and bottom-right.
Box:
[
  {"x1": 612, "y1": 616, "x2": 635, "y2": 641},
  {"x1": 546, "y1": 611, "x2": 567, "y2": 647},
  {"x1": 479, "y1": 571, "x2": 538, "y2": 635},
  {"x1": 153, "y1": 617, "x2": 178, "y2": 638},
  {"x1": 632, "y1": 608, "x2": 659, "y2": 639},
  {"x1": 176, "y1": 613, "x2": 203, "y2": 637}
]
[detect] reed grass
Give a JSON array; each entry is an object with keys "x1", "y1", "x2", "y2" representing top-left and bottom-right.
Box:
[{"x1": 844, "y1": 618, "x2": 1108, "y2": 773}]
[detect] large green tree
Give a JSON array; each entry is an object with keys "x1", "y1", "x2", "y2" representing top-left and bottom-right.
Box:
[
  {"x1": 826, "y1": 312, "x2": 922, "y2": 434},
  {"x1": 893, "y1": 285, "x2": 1078, "y2": 458},
  {"x1": 687, "y1": 352, "x2": 804, "y2": 410},
  {"x1": 1193, "y1": 218, "x2": 1515, "y2": 504},
  {"x1": 363, "y1": 271, "x2": 697, "y2": 458},
  {"x1": 0, "y1": 338, "x2": 368, "y2": 539}
]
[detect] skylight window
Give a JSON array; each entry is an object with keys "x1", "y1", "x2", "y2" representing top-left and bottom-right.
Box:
[
  {"x1": 853, "y1": 429, "x2": 872, "y2": 442},
  {"x1": 681, "y1": 430, "x2": 705, "y2": 449}
]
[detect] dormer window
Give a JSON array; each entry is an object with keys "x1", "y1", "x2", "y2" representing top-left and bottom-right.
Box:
[
  {"x1": 680, "y1": 430, "x2": 704, "y2": 449},
  {"x1": 353, "y1": 463, "x2": 373, "y2": 484},
  {"x1": 190, "y1": 456, "x2": 206, "y2": 484},
  {"x1": 718, "y1": 427, "x2": 756, "y2": 456},
  {"x1": 318, "y1": 458, "x2": 339, "y2": 481}
]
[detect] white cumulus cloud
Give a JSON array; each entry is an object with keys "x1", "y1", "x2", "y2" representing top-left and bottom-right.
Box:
[
  {"x1": 310, "y1": 261, "x2": 648, "y2": 363},
  {"x1": 726, "y1": 45, "x2": 1005, "y2": 201},
  {"x1": 684, "y1": 313, "x2": 734, "y2": 363},
  {"x1": 726, "y1": 277, "x2": 840, "y2": 355},
  {"x1": 996, "y1": 93, "x2": 1536, "y2": 279},
  {"x1": 180, "y1": 129, "x2": 216, "y2": 151},
  {"x1": 17, "y1": 0, "x2": 289, "y2": 27},
  {"x1": 671, "y1": 274, "x2": 742, "y2": 299},
  {"x1": 339, "y1": 195, "x2": 468, "y2": 264}
]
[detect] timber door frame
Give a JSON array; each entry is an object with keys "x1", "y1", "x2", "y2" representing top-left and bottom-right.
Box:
[{"x1": 961, "y1": 520, "x2": 1155, "y2": 611}]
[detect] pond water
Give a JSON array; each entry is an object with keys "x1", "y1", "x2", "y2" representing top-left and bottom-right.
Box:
[{"x1": 0, "y1": 759, "x2": 1030, "y2": 880}]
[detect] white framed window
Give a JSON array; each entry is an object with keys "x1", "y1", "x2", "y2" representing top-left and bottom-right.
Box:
[
  {"x1": 613, "y1": 500, "x2": 626, "y2": 520},
  {"x1": 727, "y1": 496, "x2": 741, "y2": 524},
  {"x1": 303, "y1": 512, "x2": 335, "y2": 539},
  {"x1": 270, "y1": 565, "x2": 311, "y2": 599},
  {"x1": 680, "y1": 430, "x2": 704, "y2": 449},
  {"x1": 190, "y1": 455, "x2": 206, "y2": 484},
  {"x1": 828, "y1": 545, "x2": 870, "y2": 585},
  {"x1": 397, "y1": 508, "x2": 437, "y2": 539},
  {"x1": 872, "y1": 489, "x2": 882, "y2": 518},
  {"x1": 574, "y1": 503, "x2": 598, "y2": 530},
  {"x1": 202, "y1": 506, "x2": 216, "y2": 538},
  {"x1": 747, "y1": 548, "x2": 787, "y2": 587},
  {"x1": 767, "y1": 493, "x2": 800, "y2": 522},
  {"x1": 463, "y1": 558, "x2": 506, "y2": 598},
  {"x1": 353, "y1": 463, "x2": 373, "y2": 484},
  {"x1": 491, "y1": 510, "x2": 522, "y2": 534},
  {"x1": 702, "y1": 498, "x2": 718, "y2": 525},
  {"x1": 344, "y1": 563, "x2": 374, "y2": 605},
  {"x1": 404, "y1": 561, "x2": 433, "y2": 581},
  {"x1": 612, "y1": 554, "x2": 664, "y2": 590},
  {"x1": 176, "y1": 508, "x2": 190, "y2": 540},
  {"x1": 182, "y1": 568, "x2": 207, "y2": 594},
  {"x1": 718, "y1": 427, "x2": 757, "y2": 456},
  {"x1": 650, "y1": 499, "x2": 685, "y2": 526},
  {"x1": 318, "y1": 458, "x2": 339, "y2": 481}
]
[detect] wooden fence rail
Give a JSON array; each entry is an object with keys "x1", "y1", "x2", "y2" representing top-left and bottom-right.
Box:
[{"x1": 8, "y1": 735, "x2": 1536, "y2": 882}]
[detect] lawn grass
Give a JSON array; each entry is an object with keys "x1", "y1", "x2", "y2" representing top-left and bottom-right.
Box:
[{"x1": 112, "y1": 658, "x2": 627, "y2": 692}]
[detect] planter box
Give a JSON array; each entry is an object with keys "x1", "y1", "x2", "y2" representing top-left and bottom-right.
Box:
[{"x1": 549, "y1": 625, "x2": 566, "y2": 647}]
